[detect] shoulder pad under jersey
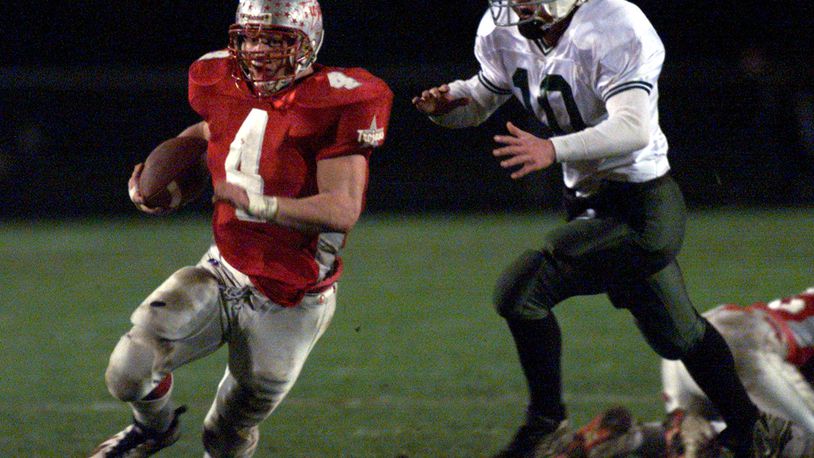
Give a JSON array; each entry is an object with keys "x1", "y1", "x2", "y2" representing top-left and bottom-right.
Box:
[
  {"x1": 571, "y1": 0, "x2": 650, "y2": 52},
  {"x1": 189, "y1": 50, "x2": 232, "y2": 88},
  {"x1": 477, "y1": 9, "x2": 498, "y2": 37},
  {"x1": 292, "y1": 66, "x2": 393, "y2": 109}
]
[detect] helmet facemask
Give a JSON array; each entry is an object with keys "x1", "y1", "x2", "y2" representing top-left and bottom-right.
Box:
[
  {"x1": 229, "y1": 24, "x2": 318, "y2": 97},
  {"x1": 228, "y1": 0, "x2": 324, "y2": 98},
  {"x1": 489, "y1": 0, "x2": 582, "y2": 31}
]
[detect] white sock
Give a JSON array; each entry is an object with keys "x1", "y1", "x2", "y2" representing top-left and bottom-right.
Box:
[{"x1": 131, "y1": 378, "x2": 175, "y2": 432}]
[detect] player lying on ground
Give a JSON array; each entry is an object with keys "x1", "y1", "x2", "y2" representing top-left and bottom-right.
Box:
[
  {"x1": 554, "y1": 404, "x2": 812, "y2": 458},
  {"x1": 556, "y1": 287, "x2": 814, "y2": 457},
  {"x1": 89, "y1": 0, "x2": 393, "y2": 457}
]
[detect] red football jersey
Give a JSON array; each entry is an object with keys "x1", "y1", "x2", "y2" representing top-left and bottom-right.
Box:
[
  {"x1": 188, "y1": 50, "x2": 393, "y2": 306},
  {"x1": 746, "y1": 288, "x2": 814, "y2": 367}
]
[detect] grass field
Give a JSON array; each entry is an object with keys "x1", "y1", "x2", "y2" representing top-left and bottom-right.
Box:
[{"x1": 1, "y1": 208, "x2": 812, "y2": 457}]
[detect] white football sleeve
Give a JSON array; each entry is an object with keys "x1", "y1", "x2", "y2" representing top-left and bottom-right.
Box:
[
  {"x1": 429, "y1": 74, "x2": 511, "y2": 128},
  {"x1": 551, "y1": 88, "x2": 651, "y2": 162}
]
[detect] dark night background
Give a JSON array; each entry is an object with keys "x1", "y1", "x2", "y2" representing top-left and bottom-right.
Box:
[{"x1": 1, "y1": 2, "x2": 813, "y2": 217}]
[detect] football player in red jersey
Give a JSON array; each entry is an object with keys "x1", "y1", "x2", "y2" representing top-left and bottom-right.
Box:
[
  {"x1": 554, "y1": 288, "x2": 814, "y2": 458},
  {"x1": 89, "y1": 1, "x2": 393, "y2": 456},
  {"x1": 659, "y1": 287, "x2": 814, "y2": 456}
]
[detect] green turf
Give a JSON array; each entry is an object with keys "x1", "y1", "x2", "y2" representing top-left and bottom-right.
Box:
[{"x1": 1, "y1": 208, "x2": 812, "y2": 457}]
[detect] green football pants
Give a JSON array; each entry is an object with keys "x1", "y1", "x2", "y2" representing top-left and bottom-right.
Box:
[{"x1": 511, "y1": 174, "x2": 706, "y2": 358}]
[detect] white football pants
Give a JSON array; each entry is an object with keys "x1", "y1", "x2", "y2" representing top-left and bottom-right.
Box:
[
  {"x1": 661, "y1": 305, "x2": 814, "y2": 435},
  {"x1": 104, "y1": 245, "x2": 336, "y2": 457}
]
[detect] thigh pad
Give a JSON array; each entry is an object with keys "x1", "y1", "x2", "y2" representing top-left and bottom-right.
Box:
[{"x1": 130, "y1": 266, "x2": 221, "y2": 340}]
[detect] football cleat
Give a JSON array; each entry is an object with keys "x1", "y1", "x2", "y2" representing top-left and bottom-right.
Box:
[
  {"x1": 89, "y1": 406, "x2": 187, "y2": 458},
  {"x1": 663, "y1": 409, "x2": 720, "y2": 458},
  {"x1": 677, "y1": 411, "x2": 720, "y2": 458},
  {"x1": 664, "y1": 409, "x2": 686, "y2": 458},
  {"x1": 557, "y1": 406, "x2": 639, "y2": 458},
  {"x1": 493, "y1": 413, "x2": 572, "y2": 458},
  {"x1": 751, "y1": 412, "x2": 792, "y2": 458}
]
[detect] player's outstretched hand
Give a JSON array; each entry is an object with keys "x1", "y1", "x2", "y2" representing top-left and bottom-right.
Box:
[
  {"x1": 128, "y1": 163, "x2": 172, "y2": 215},
  {"x1": 213, "y1": 181, "x2": 250, "y2": 211},
  {"x1": 412, "y1": 84, "x2": 470, "y2": 116},
  {"x1": 493, "y1": 122, "x2": 557, "y2": 179}
]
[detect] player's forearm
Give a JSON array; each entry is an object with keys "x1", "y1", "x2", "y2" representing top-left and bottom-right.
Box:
[
  {"x1": 430, "y1": 76, "x2": 507, "y2": 128},
  {"x1": 551, "y1": 89, "x2": 651, "y2": 162},
  {"x1": 243, "y1": 155, "x2": 366, "y2": 234},
  {"x1": 248, "y1": 192, "x2": 361, "y2": 234},
  {"x1": 279, "y1": 193, "x2": 361, "y2": 234}
]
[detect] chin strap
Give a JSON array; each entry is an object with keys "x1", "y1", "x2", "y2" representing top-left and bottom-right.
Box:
[
  {"x1": 518, "y1": 19, "x2": 548, "y2": 40},
  {"x1": 518, "y1": 3, "x2": 581, "y2": 44}
]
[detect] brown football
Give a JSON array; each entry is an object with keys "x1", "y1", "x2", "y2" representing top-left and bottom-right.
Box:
[{"x1": 139, "y1": 136, "x2": 209, "y2": 209}]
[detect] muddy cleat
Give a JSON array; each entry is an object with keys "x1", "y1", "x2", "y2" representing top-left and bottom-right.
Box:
[
  {"x1": 679, "y1": 412, "x2": 720, "y2": 458},
  {"x1": 680, "y1": 412, "x2": 718, "y2": 458},
  {"x1": 89, "y1": 406, "x2": 187, "y2": 458},
  {"x1": 664, "y1": 409, "x2": 686, "y2": 458},
  {"x1": 663, "y1": 409, "x2": 721, "y2": 458},
  {"x1": 493, "y1": 414, "x2": 572, "y2": 458},
  {"x1": 557, "y1": 406, "x2": 640, "y2": 458},
  {"x1": 751, "y1": 412, "x2": 792, "y2": 458}
]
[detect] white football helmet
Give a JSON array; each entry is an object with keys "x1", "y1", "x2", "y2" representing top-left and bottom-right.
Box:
[
  {"x1": 489, "y1": 0, "x2": 585, "y2": 28},
  {"x1": 228, "y1": 0, "x2": 324, "y2": 97}
]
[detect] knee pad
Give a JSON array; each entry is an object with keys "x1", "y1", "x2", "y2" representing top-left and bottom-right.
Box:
[
  {"x1": 130, "y1": 266, "x2": 220, "y2": 340},
  {"x1": 105, "y1": 327, "x2": 161, "y2": 401},
  {"x1": 493, "y1": 250, "x2": 556, "y2": 320}
]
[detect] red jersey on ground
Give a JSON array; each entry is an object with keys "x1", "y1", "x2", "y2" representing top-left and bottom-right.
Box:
[
  {"x1": 732, "y1": 288, "x2": 814, "y2": 367},
  {"x1": 189, "y1": 50, "x2": 393, "y2": 306}
]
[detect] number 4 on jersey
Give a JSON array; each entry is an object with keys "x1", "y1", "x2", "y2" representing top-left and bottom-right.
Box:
[
  {"x1": 328, "y1": 72, "x2": 361, "y2": 90},
  {"x1": 225, "y1": 108, "x2": 268, "y2": 222},
  {"x1": 225, "y1": 72, "x2": 364, "y2": 223}
]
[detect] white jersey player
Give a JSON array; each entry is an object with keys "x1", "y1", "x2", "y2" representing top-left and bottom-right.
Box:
[
  {"x1": 662, "y1": 288, "x2": 814, "y2": 455},
  {"x1": 412, "y1": 1, "x2": 791, "y2": 457},
  {"x1": 419, "y1": 0, "x2": 668, "y2": 193}
]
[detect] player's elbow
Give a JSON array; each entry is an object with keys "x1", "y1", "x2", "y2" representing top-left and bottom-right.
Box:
[
  {"x1": 333, "y1": 213, "x2": 360, "y2": 233},
  {"x1": 630, "y1": 122, "x2": 650, "y2": 150},
  {"x1": 606, "y1": 90, "x2": 652, "y2": 152},
  {"x1": 330, "y1": 199, "x2": 362, "y2": 233},
  {"x1": 614, "y1": 114, "x2": 650, "y2": 153}
]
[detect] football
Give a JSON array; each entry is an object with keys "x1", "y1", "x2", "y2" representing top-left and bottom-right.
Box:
[{"x1": 139, "y1": 136, "x2": 210, "y2": 209}]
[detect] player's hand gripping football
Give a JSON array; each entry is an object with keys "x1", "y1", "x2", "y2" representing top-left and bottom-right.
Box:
[
  {"x1": 493, "y1": 121, "x2": 557, "y2": 179},
  {"x1": 212, "y1": 181, "x2": 250, "y2": 211},
  {"x1": 128, "y1": 163, "x2": 173, "y2": 215},
  {"x1": 412, "y1": 84, "x2": 470, "y2": 115}
]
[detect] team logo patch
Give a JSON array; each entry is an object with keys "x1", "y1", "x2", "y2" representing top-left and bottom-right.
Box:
[{"x1": 357, "y1": 116, "x2": 384, "y2": 147}]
